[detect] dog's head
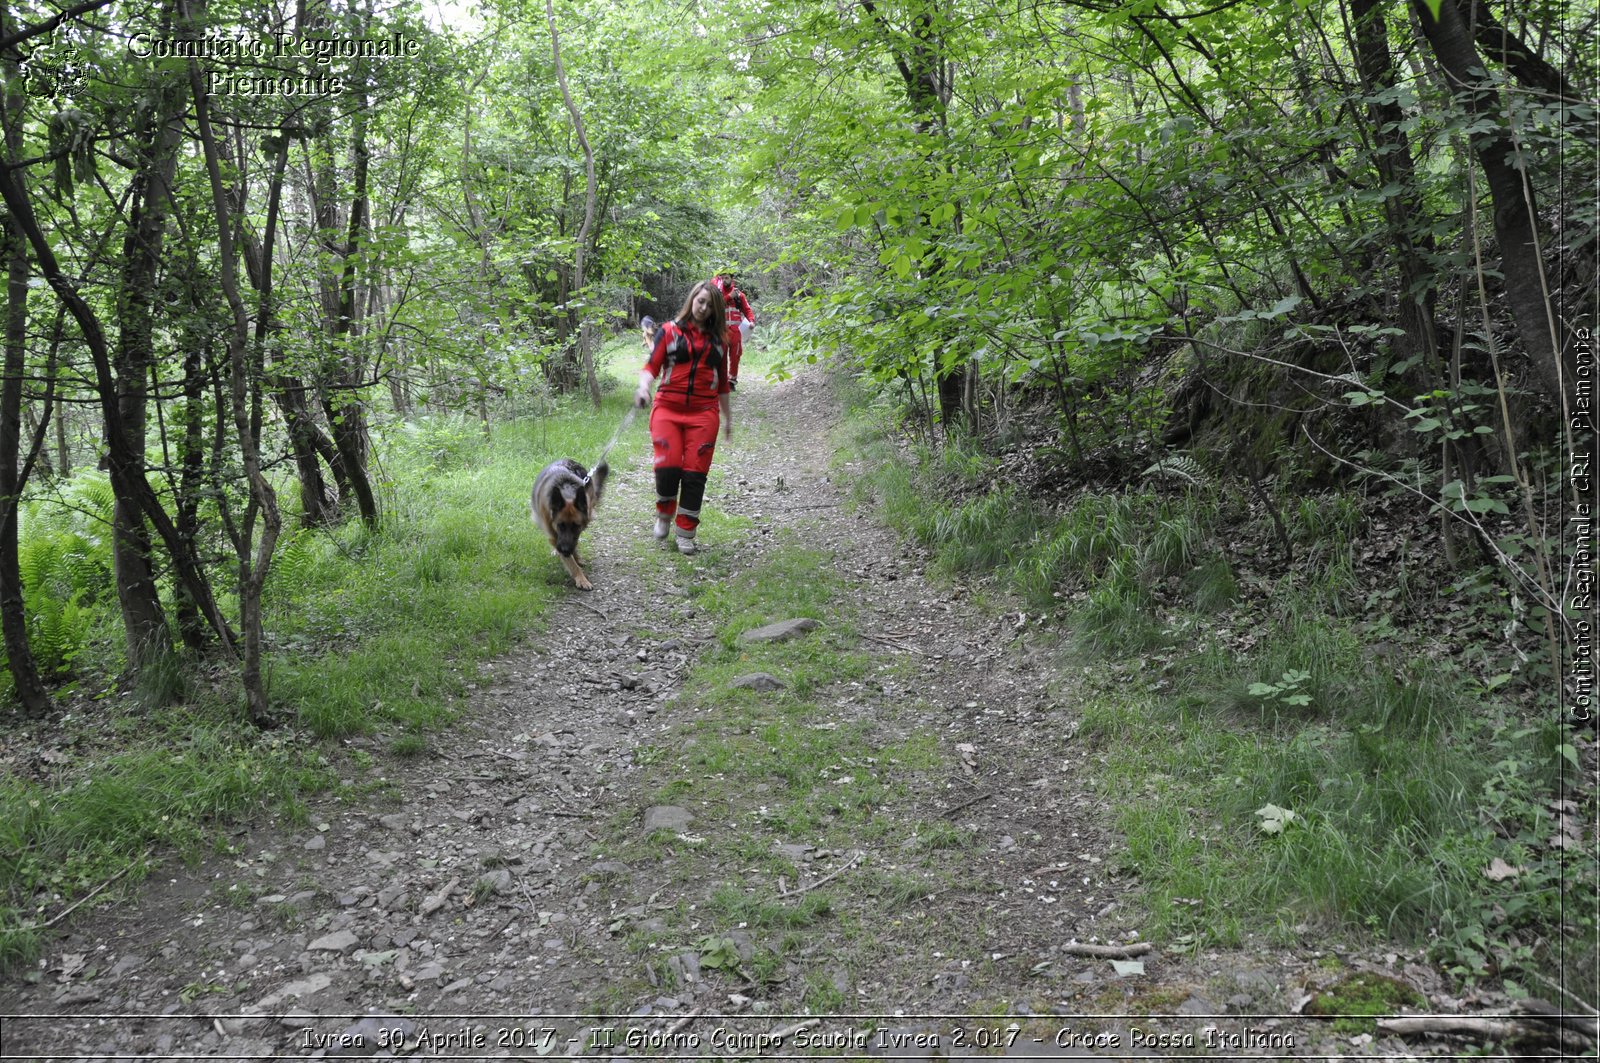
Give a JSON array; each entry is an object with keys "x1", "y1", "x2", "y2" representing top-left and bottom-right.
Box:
[
  {"x1": 640, "y1": 315, "x2": 660, "y2": 350},
  {"x1": 548, "y1": 482, "x2": 591, "y2": 557}
]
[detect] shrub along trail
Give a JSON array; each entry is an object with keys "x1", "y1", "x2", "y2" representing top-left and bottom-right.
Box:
[{"x1": 1, "y1": 369, "x2": 1487, "y2": 1059}]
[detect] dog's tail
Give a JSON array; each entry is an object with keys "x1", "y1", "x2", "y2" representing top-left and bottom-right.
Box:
[{"x1": 588, "y1": 461, "x2": 609, "y2": 508}]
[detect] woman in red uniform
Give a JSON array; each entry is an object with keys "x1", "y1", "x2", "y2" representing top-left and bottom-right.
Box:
[
  {"x1": 714, "y1": 274, "x2": 754, "y2": 389},
  {"x1": 634, "y1": 280, "x2": 733, "y2": 554}
]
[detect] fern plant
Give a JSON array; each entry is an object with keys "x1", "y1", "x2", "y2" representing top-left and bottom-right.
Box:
[
  {"x1": 1142, "y1": 454, "x2": 1208, "y2": 487},
  {"x1": 5, "y1": 473, "x2": 119, "y2": 681}
]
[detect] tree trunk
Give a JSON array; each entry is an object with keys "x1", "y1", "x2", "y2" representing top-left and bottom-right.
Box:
[
  {"x1": 858, "y1": 0, "x2": 963, "y2": 431},
  {"x1": 0, "y1": 33, "x2": 51, "y2": 714},
  {"x1": 302, "y1": 84, "x2": 378, "y2": 528},
  {"x1": 313, "y1": 80, "x2": 379, "y2": 527},
  {"x1": 547, "y1": 0, "x2": 603, "y2": 409},
  {"x1": 110, "y1": 66, "x2": 188, "y2": 678},
  {"x1": 1349, "y1": 0, "x2": 1438, "y2": 374},
  {"x1": 1413, "y1": 0, "x2": 1563, "y2": 405},
  {"x1": 186, "y1": 49, "x2": 282, "y2": 727},
  {"x1": 173, "y1": 333, "x2": 209, "y2": 653}
]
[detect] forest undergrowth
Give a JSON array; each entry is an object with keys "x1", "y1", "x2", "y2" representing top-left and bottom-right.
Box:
[{"x1": 832, "y1": 368, "x2": 1596, "y2": 1010}]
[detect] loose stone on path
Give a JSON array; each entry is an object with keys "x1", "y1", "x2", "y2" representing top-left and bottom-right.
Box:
[
  {"x1": 642, "y1": 806, "x2": 693, "y2": 832},
  {"x1": 738, "y1": 618, "x2": 820, "y2": 643},
  {"x1": 731, "y1": 672, "x2": 787, "y2": 691}
]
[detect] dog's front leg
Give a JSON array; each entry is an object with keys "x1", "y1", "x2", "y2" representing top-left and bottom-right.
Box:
[{"x1": 560, "y1": 552, "x2": 592, "y2": 590}]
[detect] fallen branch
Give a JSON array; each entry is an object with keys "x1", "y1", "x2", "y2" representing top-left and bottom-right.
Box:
[
  {"x1": 21, "y1": 855, "x2": 146, "y2": 931},
  {"x1": 940, "y1": 792, "x2": 992, "y2": 818},
  {"x1": 860, "y1": 632, "x2": 928, "y2": 654},
  {"x1": 1377, "y1": 1016, "x2": 1532, "y2": 1040},
  {"x1": 781, "y1": 851, "x2": 863, "y2": 898},
  {"x1": 1515, "y1": 999, "x2": 1600, "y2": 1041},
  {"x1": 770, "y1": 1018, "x2": 821, "y2": 1041},
  {"x1": 664, "y1": 1010, "x2": 700, "y2": 1038},
  {"x1": 1061, "y1": 942, "x2": 1154, "y2": 959}
]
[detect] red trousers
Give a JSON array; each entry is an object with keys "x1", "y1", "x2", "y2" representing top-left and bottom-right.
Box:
[
  {"x1": 725, "y1": 325, "x2": 744, "y2": 383},
  {"x1": 650, "y1": 402, "x2": 720, "y2": 537}
]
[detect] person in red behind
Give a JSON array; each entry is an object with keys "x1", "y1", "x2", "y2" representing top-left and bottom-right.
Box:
[
  {"x1": 713, "y1": 274, "x2": 754, "y2": 390},
  {"x1": 635, "y1": 280, "x2": 733, "y2": 555}
]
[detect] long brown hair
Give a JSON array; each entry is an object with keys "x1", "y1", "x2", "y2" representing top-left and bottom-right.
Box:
[{"x1": 675, "y1": 280, "x2": 727, "y2": 350}]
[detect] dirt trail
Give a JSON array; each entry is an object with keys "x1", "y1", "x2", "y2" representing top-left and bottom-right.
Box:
[{"x1": 0, "y1": 370, "x2": 1410, "y2": 1060}]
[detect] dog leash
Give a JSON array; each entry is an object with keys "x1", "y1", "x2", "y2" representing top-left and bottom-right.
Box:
[{"x1": 585, "y1": 404, "x2": 638, "y2": 481}]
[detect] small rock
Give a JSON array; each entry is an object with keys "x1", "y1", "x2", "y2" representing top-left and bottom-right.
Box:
[
  {"x1": 53, "y1": 986, "x2": 100, "y2": 1006},
  {"x1": 303, "y1": 835, "x2": 326, "y2": 852},
  {"x1": 108, "y1": 955, "x2": 146, "y2": 977},
  {"x1": 308, "y1": 930, "x2": 360, "y2": 953},
  {"x1": 477, "y1": 870, "x2": 513, "y2": 895},
  {"x1": 739, "y1": 618, "x2": 820, "y2": 644},
  {"x1": 731, "y1": 673, "x2": 787, "y2": 692},
  {"x1": 255, "y1": 973, "x2": 333, "y2": 1011},
  {"x1": 642, "y1": 806, "x2": 693, "y2": 832},
  {"x1": 280, "y1": 1007, "x2": 316, "y2": 1030},
  {"x1": 666, "y1": 951, "x2": 701, "y2": 983}
]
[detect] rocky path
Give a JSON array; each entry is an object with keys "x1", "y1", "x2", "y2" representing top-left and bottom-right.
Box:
[{"x1": 0, "y1": 369, "x2": 1456, "y2": 1060}]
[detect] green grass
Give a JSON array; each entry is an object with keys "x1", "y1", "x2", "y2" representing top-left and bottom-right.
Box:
[
  {"x1": 832, "y1": 386, "x2": 1596, "y2": 1003},
  {"x1": 266, "y1": 383, "x2": 648, "y2": 738},
  {"x1": 0, "y1": 361, "x2": 649, "y2": 968},
  {"x1": 0, "y1": 713, "x2": 328, "y2": 965}
]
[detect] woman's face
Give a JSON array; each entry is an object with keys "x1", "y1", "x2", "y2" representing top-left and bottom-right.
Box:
[{"x1": 690, "y1": 286, "x2": 712, "y2": 323}]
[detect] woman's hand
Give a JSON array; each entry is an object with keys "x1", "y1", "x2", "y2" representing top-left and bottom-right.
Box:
[
  {"x1": 634, "y1": 385, "x2": 651, "y2": 409},
  {"x1": 722, "y1": 420, "x2": 734, "y2": 442}
]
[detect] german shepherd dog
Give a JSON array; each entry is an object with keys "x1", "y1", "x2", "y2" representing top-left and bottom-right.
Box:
[
  {"x1": 640, "y1": 315, "x2": 661, "y2": 351},
  {"x1": 531, "y1": 459, "x2": 609, "y2": 590}
]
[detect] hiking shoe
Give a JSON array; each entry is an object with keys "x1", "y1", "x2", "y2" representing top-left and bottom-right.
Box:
[
  {"x1": 653, "y1": 516, "x2": 670, "y2": 541},
  {"x1": 676, "y1": 537, "x2": 697, "y2": 556}
]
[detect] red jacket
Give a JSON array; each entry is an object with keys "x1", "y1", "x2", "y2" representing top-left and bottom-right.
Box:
[
  {"x1": 715, "y1": 277, "x2": 753, "y2": 327},
  {"x1": 644, "y1": 320, "x2": 728, "y2": 411}
]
